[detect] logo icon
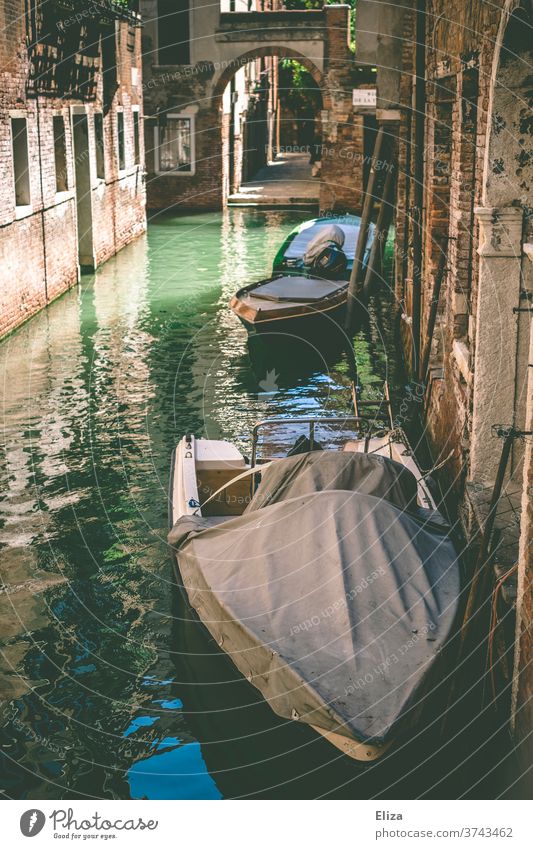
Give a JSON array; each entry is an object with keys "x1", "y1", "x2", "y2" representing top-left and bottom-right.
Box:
[
  {"x1": 20, "y1": 810, "x2": 46, "y2": 837},
  {"x1": 258, "y1": 369, "x2": 279, "y2": 394}
]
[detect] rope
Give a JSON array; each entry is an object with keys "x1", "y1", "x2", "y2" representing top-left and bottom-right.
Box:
[{"x1": 417, "y1": 448, "x2": 455, "y2": 481}]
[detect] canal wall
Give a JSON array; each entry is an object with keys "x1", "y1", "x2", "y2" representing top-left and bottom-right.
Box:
[
  {"x1": 0, "y1": 1, "x2": 147, "y2": 340},
  {"x1": 388, "y1": 0, "x2": 533, "y2": 781}
]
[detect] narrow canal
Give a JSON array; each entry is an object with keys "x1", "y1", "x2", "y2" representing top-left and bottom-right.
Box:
[{"x1": 0, "y1": 211, "x2": 506, "y2": 800}]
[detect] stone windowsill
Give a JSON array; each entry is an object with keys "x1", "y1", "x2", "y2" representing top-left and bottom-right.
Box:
[
  {"x1": 117, "y1": 166, "x2": 143, "y2": 180},
  {"x1": 154, "y1": 169, "x2": 195, "y2": 178},
  {"x1": 15, "y1": 204, "x2": 33, "y2": 220},
  {"x1": 54, "y1": 190, "x2": 75, "y2": 204}
]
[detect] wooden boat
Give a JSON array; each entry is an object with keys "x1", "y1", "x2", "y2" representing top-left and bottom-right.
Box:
[
  {"x1": 168, "y1": 409, "x2": 461, "y2": 763},
  {"x1": 229, "y1": 273, "x2": 349, "y2": 335},
  {"x1": 231, "y1": 220, "x2": 354, "y2": 335},
  {"x1": 230, "y1": 214, "x2": 394, "y2": 336}
]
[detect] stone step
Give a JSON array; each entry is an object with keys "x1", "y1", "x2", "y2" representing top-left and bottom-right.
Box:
[{"x1": 227, "y1": 194, "x2": 319, "y2": 208}]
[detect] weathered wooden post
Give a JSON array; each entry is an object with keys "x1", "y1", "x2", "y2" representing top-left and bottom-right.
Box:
[
  {"x1": 344, "y1": 126, "x2": 386, "y2": 331},
  {"x1": 360, "y1": 159, "x2": 397, "y2": 302},
  {"x1": 419, "y1": 237, "x2": 449, "y2": 385},
  {"x1": 411, "y1": 0, "x2": 427, "y2": 377}
]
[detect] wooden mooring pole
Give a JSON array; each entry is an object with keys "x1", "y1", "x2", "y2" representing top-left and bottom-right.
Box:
[
  {"x1": 345, "y1": 125, "x2": 387, "y2": 332},
  {"x1": 411, "y1": 0, "x2": 427, "y2": 377},
  {"x1": 419, "y1": 237, "x2": 449, "y2": 385},
  {"x1": 461, "y1": 427, "x2": 520, "y2": 643},
  {"x1": 360, "y1": 159, "x2": 397, "y2": 303}
]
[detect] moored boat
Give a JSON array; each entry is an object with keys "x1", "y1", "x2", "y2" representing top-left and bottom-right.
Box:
[
  {"x1": 271, "y1": 214, "x2": 372, "y2": 276},
  {"x1": 229, "y1": 273, "x2": 349, "y2": 335},
  {"x1": 230, "y1": 215, "x2": 393, "y2": 336},
  {"x1": 168, "y1": 413, "x2": 461, "y2": 762},
  {"x1": 230, "y1": 222, "x2": 352, "y2": 335}
]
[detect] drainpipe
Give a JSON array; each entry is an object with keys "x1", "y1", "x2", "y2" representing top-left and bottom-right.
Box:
[
  {"x1": 229, "y1": 76, "x2": 236, "y2": 192},
  {"x1": 35, "y1": 97, "x2": 49, "y2": 303},
  {"x1": 412, "y1": 0, "x2": 426, "y2": 378}
]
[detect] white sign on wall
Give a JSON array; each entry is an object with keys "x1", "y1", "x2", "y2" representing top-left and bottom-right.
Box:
[{"x1": 352, "y1": 88, "x2": 377, "y2": 108}]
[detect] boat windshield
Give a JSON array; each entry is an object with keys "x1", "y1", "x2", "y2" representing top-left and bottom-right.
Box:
[{"x1": 284, "y1": 221, "x2": 360, "y2": 261}]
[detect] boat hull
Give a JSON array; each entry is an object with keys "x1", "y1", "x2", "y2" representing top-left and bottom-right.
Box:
[
  {"x1": 168, "y1": 442, "x2": 390, "y2": 762},
  {"x1": 234, "y1": 298, "x2": 348, "y2": 337},
  {"x1": 170, "y1": 548, "x2": 389, "y2": 763},
  {"x1": 229, "y1": 273, "x2": 353, "y2": 338}
]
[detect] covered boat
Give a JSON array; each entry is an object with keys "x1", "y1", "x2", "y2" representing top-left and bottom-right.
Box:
[
  {"x1": 168, "y1": 420, "x2": 461, "y2": 761},
  {"x1": 272, "y1": 214, "x2": 375, "y2": 276},
  {"x1": 231, "y1": 224, "x2": 350, "y2": 334},
  {"x1": 230, "y1": 216, "x2": 392, "y2": 335}
]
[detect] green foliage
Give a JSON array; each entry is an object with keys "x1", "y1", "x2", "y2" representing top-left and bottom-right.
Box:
[
  {"x1": 282, "y1": 0, "x2": 325, "y2": 7},
  {"x1": 283, "y1": 0, "x2": 356, "y2": 9},
  {"x1": 279, "y1": 59, "x2": 322, "y2": 115}
]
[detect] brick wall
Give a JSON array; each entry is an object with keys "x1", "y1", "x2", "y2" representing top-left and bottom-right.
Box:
[
  {"x1": 0, "y1": 3, "x2": 146, "y2": 340},
  {"x1": 143, "y1": 52, "x2": 222, "y2": 211},
  {"x1": 396, "y1": 0, "x2": 510, "y2": 485},
  {"x1": 393, "y1": 0, "x2": 533, "y2": 773},
  {"x1": 319, "y1": 5, "x2": 367, "y2": 213},
  {"x1": 395, "y1": 1, "x2": 416, "y2": 370}
]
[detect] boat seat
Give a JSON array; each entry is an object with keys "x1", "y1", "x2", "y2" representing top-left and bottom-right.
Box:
[
  {"x1": 198, "y1": 467, "x2": 252, "y2": 517},
  {"x1": 343, "y1": 436, "x2": 392, "y2": 455}
]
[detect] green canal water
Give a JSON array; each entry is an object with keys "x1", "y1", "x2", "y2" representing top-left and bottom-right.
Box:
[{"x1": 0, "y1": 210, "x2": 506, "y2": 800}]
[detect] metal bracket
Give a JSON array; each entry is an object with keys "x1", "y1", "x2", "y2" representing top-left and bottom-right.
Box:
[{"x1": 491, "y1": 425, "x2": 533, "y2": 440}]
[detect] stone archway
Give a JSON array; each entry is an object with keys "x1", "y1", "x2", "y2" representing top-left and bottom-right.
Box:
[
  {"x1": 212, "y1": 46, "x2": 327, "y2": 202},
  {"x1": 143, "y1": 4, "x2": 375, "y2": 212},
  {"x1": 212, "y1": 45, "x2": 328, "y2": 104},
  {"x1": 142, "y1": 4, "x2": 368, "y2": 213}
]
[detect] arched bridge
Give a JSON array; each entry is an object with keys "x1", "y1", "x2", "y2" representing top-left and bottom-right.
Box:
[{"x1": 214, "y1": 10, "x2": 329, "y2": 83}]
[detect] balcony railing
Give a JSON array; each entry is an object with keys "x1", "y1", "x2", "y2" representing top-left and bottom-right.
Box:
[
  {"x1": 26, "y1": 0, "x2": 140, "y2": 98},
  {"x1": 50, "y1": 0, "x2": 141, "y2": 27}
]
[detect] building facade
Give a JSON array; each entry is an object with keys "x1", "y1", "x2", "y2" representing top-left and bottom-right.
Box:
[
  {"x1": 141, "y1": 0, "x2": 374, "y2": 214},
  {"x1": 0, "y1": 0, "x2": 147, "y2": 340},
  {"x1": 359, "y1": 0, "x2": 533, "y2": 778}
]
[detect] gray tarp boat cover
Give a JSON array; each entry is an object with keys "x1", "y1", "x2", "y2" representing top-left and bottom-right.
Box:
[
  {"x1": 249, "y1": 275, "x2": 346, "y2": 303},
  {"x1": 169, "y1": 451, "x2": 461, "y2": 745},
  {"x1": 303, "y1": 224, "x2": 346, "y2": 265}
]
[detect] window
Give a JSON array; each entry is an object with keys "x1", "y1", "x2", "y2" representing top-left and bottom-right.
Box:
[
  {"x1": 156, "y1": 114, "x2": 194, "y2": 174},
  {"x1": 11, "y1": 118, "x2": 31, "y2": 206},
  {"x1": 53, "y1": 116, "x2": 68, "y2": 193},
  {"x1": 133, "y1": 109, "x2": 140, "y2": 165},
  {"x1": 117, "y1": 111, "x2": 125, "y2": 171},
  {"x1": 157, "y1": 0, "x2": 190, "y2": 65},
  {"x1": 94, "y1": 112, "x2": 105, "y2": 179}
]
